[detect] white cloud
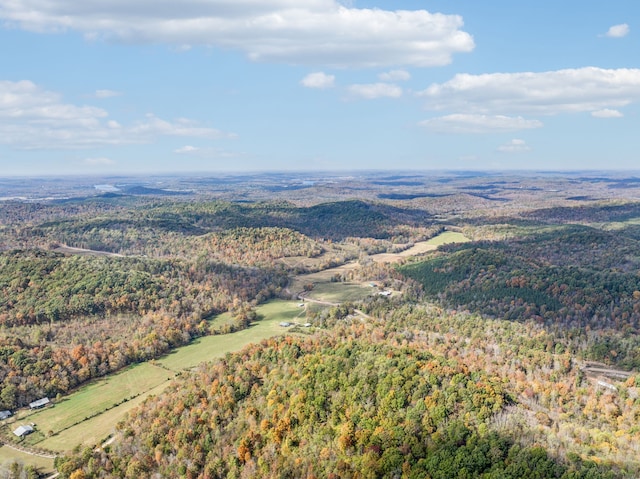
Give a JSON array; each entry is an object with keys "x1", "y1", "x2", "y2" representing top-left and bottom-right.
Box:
[
  {"x1": 174, "y1": 145, "x2": 199, "y2": 153},
  {"x1": 301, "y1": 72, "x2": 335, "y2": 89},
  {"x1": 173, "y1": 145, "x2": 239, "y2": 159},
  {"x1": 591, "y1": 108, "x2": 623, "y2": 118},
  {"x1": 419, "y1": 114, "x2": 543, "y2": 134},
  {"x1": 378, "y1": 69, "x2": 411, "y2": 82},
  {"x1": 347, "y1": 83, "x2": 402, "y2": 99},
  {"x1": 0, "y1": 1, "x2": 474, "y2": 68},
  {"x1": 497, "y1": 138, "x2": 531, "y2": 153},
  {"x1": 84, "y1": 157, "x2": 115, "y2": 165},
  {"x1": 0, "y1": 80, "x2": 236, "y2": 149},
  {"x1": 604, "y1": 23, "x2": 629, "y2": 38},
  {"x1": 420, "y1": 67, "x2": 640, "y2": 115},
  {"x1": 130, "y1": 115, "x2": 236, "y2": 140},
  {"x1": 95, "y1": 89, "x2": 122, "y2": 98}
]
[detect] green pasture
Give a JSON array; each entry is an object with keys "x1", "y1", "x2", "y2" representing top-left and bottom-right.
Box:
[
  {"x1": 158, "y1": 300, "x2": 299, "y2": 371},
  {"x1": 304, "y1": 282, "x2": 372, "y2": 304},
  {"x1": 39, "y1": 381, "x2": 169, "y2": 452},
  {"x1": 23, "y1": 363, "x2": 171, "y2": 443},
  {"x1": 425, "y1": 231, "x2": 470, "y2": 246}
]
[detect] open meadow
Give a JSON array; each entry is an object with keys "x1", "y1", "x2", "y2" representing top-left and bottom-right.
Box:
[
  {"x1": 158, "y1": 301, "x2": 302, "y2": 371},
  {"x1": 18, "y1": 362, "x2": 172, "y2": 446}
]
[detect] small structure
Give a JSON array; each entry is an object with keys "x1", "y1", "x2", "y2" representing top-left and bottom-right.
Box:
[
  {"x1": 279, "y1": 322, "x2": 292, "y2": 327},
  {"x1": 597, "y1": 380, "x2": 617, "y2": 392},
  {"x1": 0, "y1": 410, "x2": 12, "y2": 420},
  {"x1": 29, "y1": 397, "x2": 50, "y2": 409},
  {"x1": 13, "y1": 425, "x2": 34, "y2": 437},
  {"x1": 303, "y1": 323, "x2": 312, "y2": 328}
]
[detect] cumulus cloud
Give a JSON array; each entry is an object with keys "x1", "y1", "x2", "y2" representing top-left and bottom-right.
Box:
[
  {"x1": 301, "y1": 72, "x2": 335, "y2": 89},
  {"x1": 378, "y1": 70, "x2": 411, "y2": 82},
  {"x1": 604, "y1": 23, "x2": 630, "y2": 38},
  {"x1": 0, "y1": 80, "x2": 236, "y2": 149},
  {"x1": 419, "y1": 67, "x2": 640, "y2": 115},
  {"x1": 0, "y1": 1, "x2": 474, "y2": 68},
  {"x1": 347, "y1": 83, "x2": 402, "y2": 99},
  {"x1": 418, "y1": 114, "x2": 543, "y2": 134},
  {"x1": 497, "y1": 139, "x2": 531, "y2": 153},
  {"x1": 591, "y1": 108, "x2": 623, "y2": 118},
  {"x1": 95, "y1": 89, "x2": 122, "y2": 98}
]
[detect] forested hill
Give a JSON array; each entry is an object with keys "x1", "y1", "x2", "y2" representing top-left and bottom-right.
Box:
[
  {"x1": 12, "y1": 199, "x2": 435, "y2": 253},
  {"x1": 399, "y1": 224, "x2": 640, "y2": 367},
  {"x1": 0, "y1": 249, "x2": 287, "y2": 409},
  {"x1": 56, "y1": 329, "x2": 615, "y2": 479}
]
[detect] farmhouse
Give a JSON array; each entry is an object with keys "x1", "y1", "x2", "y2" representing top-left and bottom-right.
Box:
[
  {"x1": 29, "y1": 397, "x2": 50, "y2": 409},
  {"x1": 13, "y1": 425, "x2": 34, "y2": 437},
  {"x1": 0, "y1": 410, "x2": 12, "y2": 420}
]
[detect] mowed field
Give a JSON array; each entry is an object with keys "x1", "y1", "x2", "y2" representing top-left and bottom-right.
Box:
[
  {"x1": 371, "y1": 231, "x2": 470, "y2": 263},
  {"x1": 20, "y1": 362, "x2": 172, "y2": 446},
  {"x1": 158, "y1": 301, "x2": 304, "y2": 371},
  {"x1": 38, "y1": 381, "x2": 169, "y2": 452},
  {"x1": 303, "y1": 282, "x2": 374, "y2": 304}
]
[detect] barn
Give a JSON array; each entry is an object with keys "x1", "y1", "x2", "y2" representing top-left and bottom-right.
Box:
[
  {"x1": 29, "y1": 397, "x2": 50, "y2": 409},
  {"x1": 13, "y1": 425, "x2": 34, "y2": 437}
]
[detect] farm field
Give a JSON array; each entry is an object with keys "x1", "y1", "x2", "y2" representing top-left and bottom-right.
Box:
[
  {"x1": 302, "y1": 282, "x2": 373, "y2": 304},
  {"x1": 158, "y1": 301, "x2": 301, "y2": 371},
  {"x1": 38, "y1": 381, "x2": 169, "y2": 452},
  {"x1": 371, "y1": 231, "x2": 470, "y2": 263},
  {"x1": 423, "y1": 230, "x2": 470, "y2": 247},
  {"x1": 19, "y1": 362, "x2": 171, "y2": 445}
]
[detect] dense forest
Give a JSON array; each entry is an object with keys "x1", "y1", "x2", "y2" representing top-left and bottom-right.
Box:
[
  {"x1": 399, "y1": 224, "x2": 640, "y2": 367},
  {"x1": 8, "y1": 199, "x2": 435, "y2": 255},
  {"x1": 55, "y1": 330, "x2": 616, "y2": 479}
]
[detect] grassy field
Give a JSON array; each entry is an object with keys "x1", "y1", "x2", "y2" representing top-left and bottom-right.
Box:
[
  {"x1": 304, "y1": 282, "x2": 373, "y2": 304},
  {"x1": 158, "y1": 301, "x2": 299, "y2": 371},
  {"x1": 17, "y1": 362, "x2": 171, "y2": 447},
  {"x1": 0, "y1": 446, "x2": 55, "y2": 476},
  {"x1": 424, "y1": 230, "x2": 470, "y2": 246},
  {"x1": 38, "y1": 381, "x2": 170, "y2": 452}
]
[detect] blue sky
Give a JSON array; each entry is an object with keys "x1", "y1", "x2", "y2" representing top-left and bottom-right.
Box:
[{"x1": 0, "y1": 0, "x2": 639, "y2": 175}]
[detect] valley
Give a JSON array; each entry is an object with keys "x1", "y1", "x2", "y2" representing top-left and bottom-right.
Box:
[{"x1": 1, "y1": 172, "x2": 640, "y2": 477}]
